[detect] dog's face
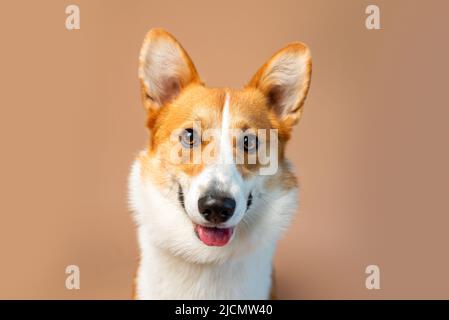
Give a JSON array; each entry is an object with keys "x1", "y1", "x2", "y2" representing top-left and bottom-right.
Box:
[{"x1": 131, "y1": 29, "x2": 311, "y2": 263}]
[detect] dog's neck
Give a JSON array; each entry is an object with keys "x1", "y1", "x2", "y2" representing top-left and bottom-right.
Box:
[{"x1": 135, "y1": 227, "x2": 275, "y2": 299}]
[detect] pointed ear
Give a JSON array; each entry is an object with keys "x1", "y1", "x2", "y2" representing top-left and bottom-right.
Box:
[
  {"x1": 247, "y1": 42, "x2": 312, "y2": 127},
  {"x1": 138, "y1": 28, "x2": 201, "y2": 114}
]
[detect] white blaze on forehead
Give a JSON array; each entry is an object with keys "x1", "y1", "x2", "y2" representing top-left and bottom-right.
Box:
[{"x1": 220, "y1": 93, "x2": 233, "y2": 165}]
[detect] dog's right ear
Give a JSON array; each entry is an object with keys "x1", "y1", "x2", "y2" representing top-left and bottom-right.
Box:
[{"x1": 138, "y1": 28, "x2": 201, "y2": 122}]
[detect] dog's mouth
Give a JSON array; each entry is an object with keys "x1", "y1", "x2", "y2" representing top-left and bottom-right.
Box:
[
  {"x1": 194, "y1": 224, "x2": 234, "y2": 247},
  {"x1": 178, "y1": 183, "x2": 251, "y2": 247}
]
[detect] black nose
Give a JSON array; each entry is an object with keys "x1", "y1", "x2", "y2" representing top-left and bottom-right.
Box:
[{"x1": 198, "y1": 194, "x2": 236, "y2": 224}]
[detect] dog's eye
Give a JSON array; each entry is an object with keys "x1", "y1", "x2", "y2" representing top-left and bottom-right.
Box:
[
  {"x1": 242, "y1": 134, "x2": 258, "y2": 153},
  {"x1": 180, "y1": 128, "x2": 200, "y2": 148}
]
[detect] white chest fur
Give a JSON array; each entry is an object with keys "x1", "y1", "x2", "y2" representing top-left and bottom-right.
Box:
[{"x1": 136, "y1": 229, "x2": 275, "y2": 299}]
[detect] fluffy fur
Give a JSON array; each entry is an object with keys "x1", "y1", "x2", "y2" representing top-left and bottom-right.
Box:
[{"x1": 129, "y1": 28, "x2": 312, "y2": 299}]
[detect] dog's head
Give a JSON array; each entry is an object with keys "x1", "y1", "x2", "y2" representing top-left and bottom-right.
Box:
[{"x1": 131, "y1": 29, "x2": 311, "y2": 263}]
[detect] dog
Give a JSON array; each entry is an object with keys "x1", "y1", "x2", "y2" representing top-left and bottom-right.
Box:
[{"x1": 129, "y1": 28, "x2": 312, "y2": 299}]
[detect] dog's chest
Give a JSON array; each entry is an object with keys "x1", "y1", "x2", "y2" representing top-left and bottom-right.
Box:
[{"x1": 136, "y1": 242, "x2": 274, "y2": 299}]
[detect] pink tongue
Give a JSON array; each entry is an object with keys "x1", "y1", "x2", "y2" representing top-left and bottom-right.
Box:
[{"x1": 195, "y1": 225, "x2": 233, "y2": 246}]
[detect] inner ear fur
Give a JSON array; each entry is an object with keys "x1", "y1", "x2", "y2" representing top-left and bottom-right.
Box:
[
  {"x1": 247, "y1": 42, "x2": 312, "y2": 127},
  {"x1": 138, "y1": 28, "x2": 201, "y2": 116}
]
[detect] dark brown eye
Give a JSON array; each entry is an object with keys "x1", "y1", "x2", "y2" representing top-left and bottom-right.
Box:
[
  {"x1": 242, "y1": 134, "x2": 258, "y2": 153},
  {"x1": 180, "y1": 128, "x2": 200, "y2": 148}
]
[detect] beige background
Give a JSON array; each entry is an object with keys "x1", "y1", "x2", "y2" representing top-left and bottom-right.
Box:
[{"x1": 0, "y1": 0, "x2": 448, "y2": 299}]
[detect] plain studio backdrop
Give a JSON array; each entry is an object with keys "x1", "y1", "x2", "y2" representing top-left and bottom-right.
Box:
[{"x1": 0, "y1": 0, "x2": 448, "y2": 299}]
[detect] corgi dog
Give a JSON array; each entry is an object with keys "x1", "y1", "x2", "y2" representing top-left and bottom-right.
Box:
[{"x1": 129, "y1": 28, "x2": 312, "y2": 299}]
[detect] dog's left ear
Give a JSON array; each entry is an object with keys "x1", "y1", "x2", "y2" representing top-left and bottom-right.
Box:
[{"x1": 247, "y1": 43, "x2": 312, "y2": 127}]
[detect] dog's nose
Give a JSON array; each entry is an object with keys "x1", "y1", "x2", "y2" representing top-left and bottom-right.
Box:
[{"x1": 198, "y1": 194, "x2": 236, "y2": 224}]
